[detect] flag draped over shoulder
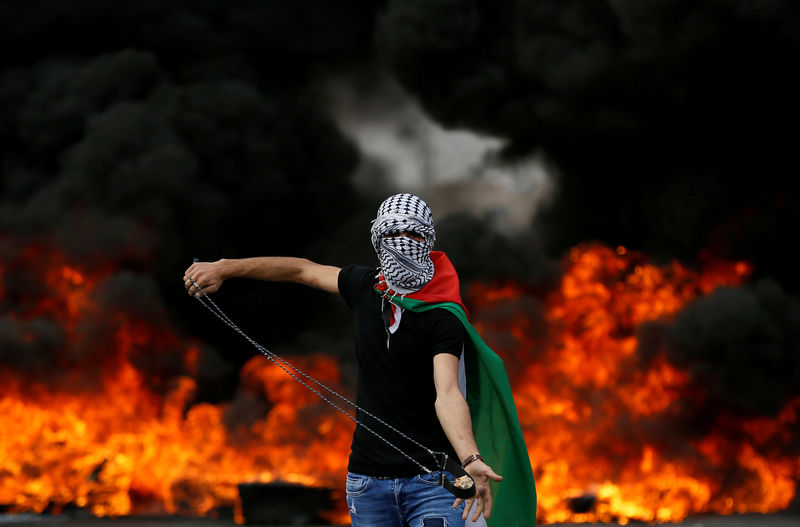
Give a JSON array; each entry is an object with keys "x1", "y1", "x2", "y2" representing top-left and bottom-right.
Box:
[{"x1": 379, "y1": 252, "x2": 537, "y2": 527}]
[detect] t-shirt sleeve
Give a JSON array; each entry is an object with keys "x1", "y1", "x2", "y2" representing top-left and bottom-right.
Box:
[
  {"x1": 338, "y1": 264, "x2": 376, "y2": 309},
  {"x1": 429, "y1": 310, "x2": 466, "y2": 358}
]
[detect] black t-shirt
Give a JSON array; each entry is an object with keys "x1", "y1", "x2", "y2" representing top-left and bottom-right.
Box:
[{"x1": 338, "y1": 265, "x2": 466, "y2": 477}]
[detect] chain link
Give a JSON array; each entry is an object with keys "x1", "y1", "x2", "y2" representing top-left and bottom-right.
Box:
[{"x1": 188, "y1": 277, "x2": 441, "y2": 474}]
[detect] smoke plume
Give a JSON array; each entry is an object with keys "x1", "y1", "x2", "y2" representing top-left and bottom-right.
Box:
[
  {"x1": 1, "y1": 1, "x2": 799, "y2": 469},
  {"x1": 377, "y1": 0, "x2": 800, "y2": 286}
]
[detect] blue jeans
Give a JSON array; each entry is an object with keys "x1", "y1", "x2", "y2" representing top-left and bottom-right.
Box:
[{"x1": 346, "y1": 471, "x2": 466, "y2": 527}]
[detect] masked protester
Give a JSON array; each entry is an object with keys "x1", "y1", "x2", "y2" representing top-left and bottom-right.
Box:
[{"x1": 183, "y1": 194, "x2": 536, "y2": 527}]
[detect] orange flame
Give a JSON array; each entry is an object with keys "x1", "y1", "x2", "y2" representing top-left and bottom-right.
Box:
[
  {"x1": 468, "y1": 243, "x2": 798, "y2": 524},
  {"x1": 1, "y1": 241, "x2": 797, "y2": 525},
  {"x1": 0, "y1": 243, "x2": 352, "y2": 522}
]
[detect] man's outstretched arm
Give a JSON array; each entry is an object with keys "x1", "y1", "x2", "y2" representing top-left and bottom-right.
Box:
[{"x1": 183, "y1": 257, "x2": 341, "y2": 296}]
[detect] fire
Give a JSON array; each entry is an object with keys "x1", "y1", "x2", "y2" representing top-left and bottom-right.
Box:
[
  {"x1": 0, "y1": 242, "x2": 352, "y2": 522},
  {"x1": 0, "y1": 358, "x2": 351, "y2": 518},
  {"x1": 468, "y1": 243, "x2": 799, "y2": 524},
  {"x1": 1, "y1": 240, "x2": 797, "y2": 525}
]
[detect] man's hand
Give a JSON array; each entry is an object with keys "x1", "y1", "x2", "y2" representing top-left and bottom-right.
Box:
[
  {"x1": 184, "y1": 260, "x2": 226, "y2": 297},
  {"x1": 453, "y1": 459, "x2": 503, "y2": 521}
]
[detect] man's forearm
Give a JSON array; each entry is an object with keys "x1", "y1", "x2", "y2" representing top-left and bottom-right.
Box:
[
  {"x1": 217, "y1": 257, "x2": 312, "y2": 284},
  {"x1": 184, "y1": 256, "x2": 341, "y2": 296},
  {"x1": 435, "y1": 390, "x2": 480, "y2": 463},
  {"x1": 436, "y1": 387, "x2": 503, "y2": 521}
]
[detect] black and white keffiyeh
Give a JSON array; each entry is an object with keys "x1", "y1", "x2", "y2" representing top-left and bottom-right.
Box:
[{"x1": 370, "y1": 193, "x2": 436, "y2": 294}]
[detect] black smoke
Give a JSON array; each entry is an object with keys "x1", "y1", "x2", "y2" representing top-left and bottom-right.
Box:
[
  {"x1": 638, "y1": 278, "x2": 800, "y2": 418},
  {"x1": 378, "y1": 0, "x2": 800, "y2": 284},
  {"x1": 377, "y1": 0, "x2": 800, "y2": 419},
  {"x1": 1, "y1": 0, "x2": 799, "y2": 465},
  {"x1": 0, "y1": 2, "x2": 382, "y2": 394}
]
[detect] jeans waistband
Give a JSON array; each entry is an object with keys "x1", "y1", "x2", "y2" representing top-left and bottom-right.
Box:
[{"x1": 371, "y1": 472, "x2": 434, "y2": 480}]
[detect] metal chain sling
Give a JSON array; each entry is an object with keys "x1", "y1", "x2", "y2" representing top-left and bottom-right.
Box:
[{"x1": 187, "y1": 271, "x2": 476, "y2": 500}]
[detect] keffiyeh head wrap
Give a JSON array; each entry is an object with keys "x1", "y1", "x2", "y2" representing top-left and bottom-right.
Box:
[{"x1": 371, "y1": 193, "x2": 436, "y2": 294}]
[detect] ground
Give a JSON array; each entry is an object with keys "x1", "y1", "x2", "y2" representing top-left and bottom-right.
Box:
[{"x1": 1, "y1": 513, "x2": 799, "y2": 527}]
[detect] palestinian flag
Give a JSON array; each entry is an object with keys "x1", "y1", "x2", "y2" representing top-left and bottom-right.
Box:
[{"x1": 378, "y1": 251, "x2": 537, "y2": 526}]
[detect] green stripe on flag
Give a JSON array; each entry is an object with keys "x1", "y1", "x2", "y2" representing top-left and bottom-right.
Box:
[{"x1": 392, "y1": 296, "x2": 537, "y2": 527}]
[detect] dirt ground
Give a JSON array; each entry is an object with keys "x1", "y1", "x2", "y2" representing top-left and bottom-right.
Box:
[
  {"x1": 1, "y1": 512, "x2": 799, "y2": 527},
  {"x1": 557, "y1": 513, "x2": 800, "y2": 527}
]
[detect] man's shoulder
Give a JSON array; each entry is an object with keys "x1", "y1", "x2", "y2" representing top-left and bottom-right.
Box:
[
  {"x1": 339, "y1": 264, "x2": 377, "y2": 284},
  {"x1": 338, "y1": 264, "x2": 378, "y2": 304}
]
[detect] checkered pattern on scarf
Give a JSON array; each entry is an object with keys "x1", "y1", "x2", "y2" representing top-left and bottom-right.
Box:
[{"x1": 370, "y1": 193, "x2": 436, "y2": 294}]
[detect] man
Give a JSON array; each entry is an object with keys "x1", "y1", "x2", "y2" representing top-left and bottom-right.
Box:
[{"x1": 184, "y1": 193, "x2": 535, "y2": 526}]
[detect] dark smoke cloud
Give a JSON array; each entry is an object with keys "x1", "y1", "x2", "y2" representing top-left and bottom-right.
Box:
[
  {"x1": 378, "y1": 0, "x2": 800, "y2": 288},
  {"x1": 0, "y1": 46, "x2": 365, "y2": 364},
  {"x1": 0, "y1": 2, "x2": 382, "y2": 402},
  {"x1": 377, "y1": 0, "x2": 800, "y2": 436},
  {"x1": 0, "y1": 317, "x2": 63, "y2": 374},
  {"x1": 639, "y1": 279, "x2": 800, "y2": 418},
  {"x1": 2, "y1": 0, "x2": 799, "y2": 463},
  {"x1": 629, "y1": 278, "x2": 800, "y2": 492},
  {"x1": 436, "y1": 211, "x2": 561, "y2": 290}
]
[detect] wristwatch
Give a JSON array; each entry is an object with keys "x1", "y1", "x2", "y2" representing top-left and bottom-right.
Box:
[{"x1": 462, "y1": 453, "x2": 484, "y2": 468}]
